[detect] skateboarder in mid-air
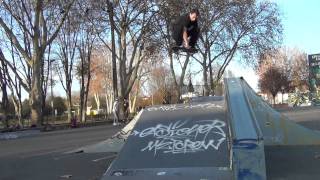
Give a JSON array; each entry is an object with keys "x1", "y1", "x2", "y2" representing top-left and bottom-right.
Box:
[{"x1": 171, "y1": 9, "x2": 200, "y2": 53}]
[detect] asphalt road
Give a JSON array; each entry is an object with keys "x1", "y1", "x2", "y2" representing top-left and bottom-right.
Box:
[{"x1": 0, "y1": 125, "x2": 121, "y2": 180}]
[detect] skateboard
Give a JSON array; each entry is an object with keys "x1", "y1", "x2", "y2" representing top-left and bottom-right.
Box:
[{"x1": 171, "y1": 46, "x2": 198, "y2": 54}]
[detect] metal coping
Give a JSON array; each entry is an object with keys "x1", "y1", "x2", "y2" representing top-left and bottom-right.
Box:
[{"x1": 224, "y1": 78, "x2": 262, "y2": 141}]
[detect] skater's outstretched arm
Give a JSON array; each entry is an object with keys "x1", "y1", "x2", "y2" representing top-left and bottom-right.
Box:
[{"x1": 183, "y1": 27, "x2": 190, "y2": 49}]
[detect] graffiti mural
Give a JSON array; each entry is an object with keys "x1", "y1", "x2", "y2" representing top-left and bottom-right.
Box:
[
  {"x1": 131, "y1": 119, "x2": 227, "y2": 155},
  {"x1": 146, "y1": 103, "x2": 223, "y2": 112}
]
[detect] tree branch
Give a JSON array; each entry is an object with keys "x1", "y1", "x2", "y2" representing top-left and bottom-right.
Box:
[
  {"x1": 2, "y1": 1, "x2": 33, "y2": 38},
  {"x1": 46, "y1": 0, "x2": 76, "y2": 46},
  {"x1": 0, "y1": 17, "x2": 32, "y2": 65}
]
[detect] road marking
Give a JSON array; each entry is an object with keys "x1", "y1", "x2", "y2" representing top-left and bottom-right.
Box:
[{"x1": 92, "y1": 154, "x2": 117, "y2": 162}]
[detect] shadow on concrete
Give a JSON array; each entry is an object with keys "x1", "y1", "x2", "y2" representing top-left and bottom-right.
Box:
[{"x1": 265, "y1": 145, "x2": 320, "y2": 180}]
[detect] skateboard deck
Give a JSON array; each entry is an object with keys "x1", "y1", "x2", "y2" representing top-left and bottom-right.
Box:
[{"x1": 171, "y1": 46, "x2": 198, "y2": 54}]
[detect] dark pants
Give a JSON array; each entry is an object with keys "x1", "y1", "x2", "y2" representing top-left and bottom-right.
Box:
[{"x1": 172, "y1": 26, "x2": 199, "y2": 48}]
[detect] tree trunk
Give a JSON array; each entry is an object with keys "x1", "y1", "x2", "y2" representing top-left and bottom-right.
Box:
[
  {"x1": 18, "y1": 100, "x2": 22, "y2": 126},
  {"x1": 178, "y1": 55, "x2": 191, "y2": 102},
  {"x1": 30, "y1": 54, "x2": 43, "y2": 126},
  {"x1": 67, "y1": 92, "x2": 72, "y2": 123},
  {"x1": 106, "y1": 1, "x2": 118, "y2": 100},
  {"x1": 118, "y1": 25, "x2": 127, "y2": 119},
  {"x1": 11, "y1": 96, "x2": 22, "y2": 127},
  {"x1": 0, "y1": 83, "x2": 9, "y2": 128},
  {"x1": 129, "y1": 80, "x2": 140, "y2": 113},
  {"x1": 273, "y1": 95, "x2": 276, "y2": 105},
  {"x1": 110, "y1": 10, "x2": 118, "y2": 99},
  {"x1": 79, "y1": 76, "x2": 85, "y2": 122},
  {"x1": 209, "y1": 62, "x2": 214, "y2": 95},
  {"x1": 79, "y1": 76, "x2": 86, "y2": 122},
  {"x1": 168, "y1": 51, "x2": 180, "y2": 103},
  {"x1": 105, "y1": 93, "x2": 113, "y2": 115},
  {"x1": 94, "y1": 93, "x2": 100, "y2": 110},
  {"x1": 84, "y1": 75, "x2": 90, "y2": 122},
  {"x1": 83, "y1": 95, "x2": 88, "y2": 122},
  {"x1": 203, "y1": 64, "x2": 210, "y2": 96},
  {"x1": 81, "y1": 106, "x2": 86, "y2": 122}
]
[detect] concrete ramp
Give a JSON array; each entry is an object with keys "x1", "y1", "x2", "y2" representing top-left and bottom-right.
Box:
[
  {"x1": 65, "y1": 110, "x2": 143, "y2": 154},
  {"x1": 75, "y1": 77, "x2": 320, "y2": 180},
  {"x1": 102, "y1": 98, "x2": 233, "y2": 179},
  {"x1": 240, "y1": 78, "x2": 320, "y2": 145}
]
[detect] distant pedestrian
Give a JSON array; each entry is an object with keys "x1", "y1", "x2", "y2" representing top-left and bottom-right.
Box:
[
  {"x1": 112, "y1": 98, "x2": 119, "y2": 126},
  {"x1": 71, "y1": 114, "x2": 77, "y2": 128}
]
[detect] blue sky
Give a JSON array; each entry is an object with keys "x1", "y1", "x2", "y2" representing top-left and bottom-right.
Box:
[
  {"x1": 277, "y1": 0, "x2": 320, "y2": 54},
  {"x1": 231, "y1": 0, "x2": 320, "y2": 90}
]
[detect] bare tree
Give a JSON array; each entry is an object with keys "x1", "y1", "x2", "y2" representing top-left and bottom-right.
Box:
[
  {"x1": 0, "y1": 48, "x2": 25, "y2": 127},
  {"x1": 106, "y1": 0, "x2": 118, "y2": 100},
  {"x1": 128, "y1": 50, "x2": 161, "y2": 111},
  {"x1": 94, "y1": 48, "x2": 114, "y2": 115},
  {"x1": 76, "y1": 40, "x2": 93, "y2": 123},
  {"x1": 0, "y1": 0, "x2": 76, "y2": 126},
  {"x1": 95, "y1": 0, "x2": 159, "y2": 115},
  {"x1": 259, "y1": 66, "x2": 289, "y2": 104},
  {"x1": 39, "y1": 44, "x2": 55, "y2": 121},
  {"x1": 291, "y1": 52, "x2": 309, "y2": 91},
  {"x1": 258, "y1": 47, "x2": 309, "y2": 92},
  {"x1": 75, "y1": 2, "x2": 97, "y2": 122},
  {"x1": 0, "y1": 14, "x2": 33, "y2": 126},
  {"x1": 0, "y1": 52, "x2": 10, "y2": 128},
  {"x1": 194, "y1": 0, "x2": 282, "y2": 95},
  {"x1": 55, "y1": 12, "x2": 80, "y2": 122},
  {"x1": 147, "y1": 62, "x2": 176, "y2": 104},
  {"x1": 89, "y1": 48, "x2": 109, "y2": 112},
  {"x1": 278, "y1": 48, "x2": 309, "y2": 91}
]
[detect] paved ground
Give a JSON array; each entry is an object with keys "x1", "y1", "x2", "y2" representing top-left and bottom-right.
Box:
[
  {"x1": 0, "y1": 125, "x2": 121, "y2": 180},
  {"x1": 266, "y1": 106, "x2": 320, "y2": 180},
  {"x1": 1, "y1": 107, "x2": 319, "y2": 180},
  {"x1": 265, "y1": 145, "x2": 320, "y2": 180},
  {"x1": 278, "y1": 106, "x2": 320, "y2": 130}
]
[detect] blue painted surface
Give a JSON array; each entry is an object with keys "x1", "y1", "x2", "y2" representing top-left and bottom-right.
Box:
[
  {"x1": 233, "y1": 140, "x2": 258, "y2": 150},
  {"x1": 238, "y1": 169, "x2": 263, "y2": 180},
  {"x1": 225, "y1": 78, "x2": 258, "y2": 141},
  {"x1": 226, "y1": 78, "x2": 266, "y2": 180}
]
